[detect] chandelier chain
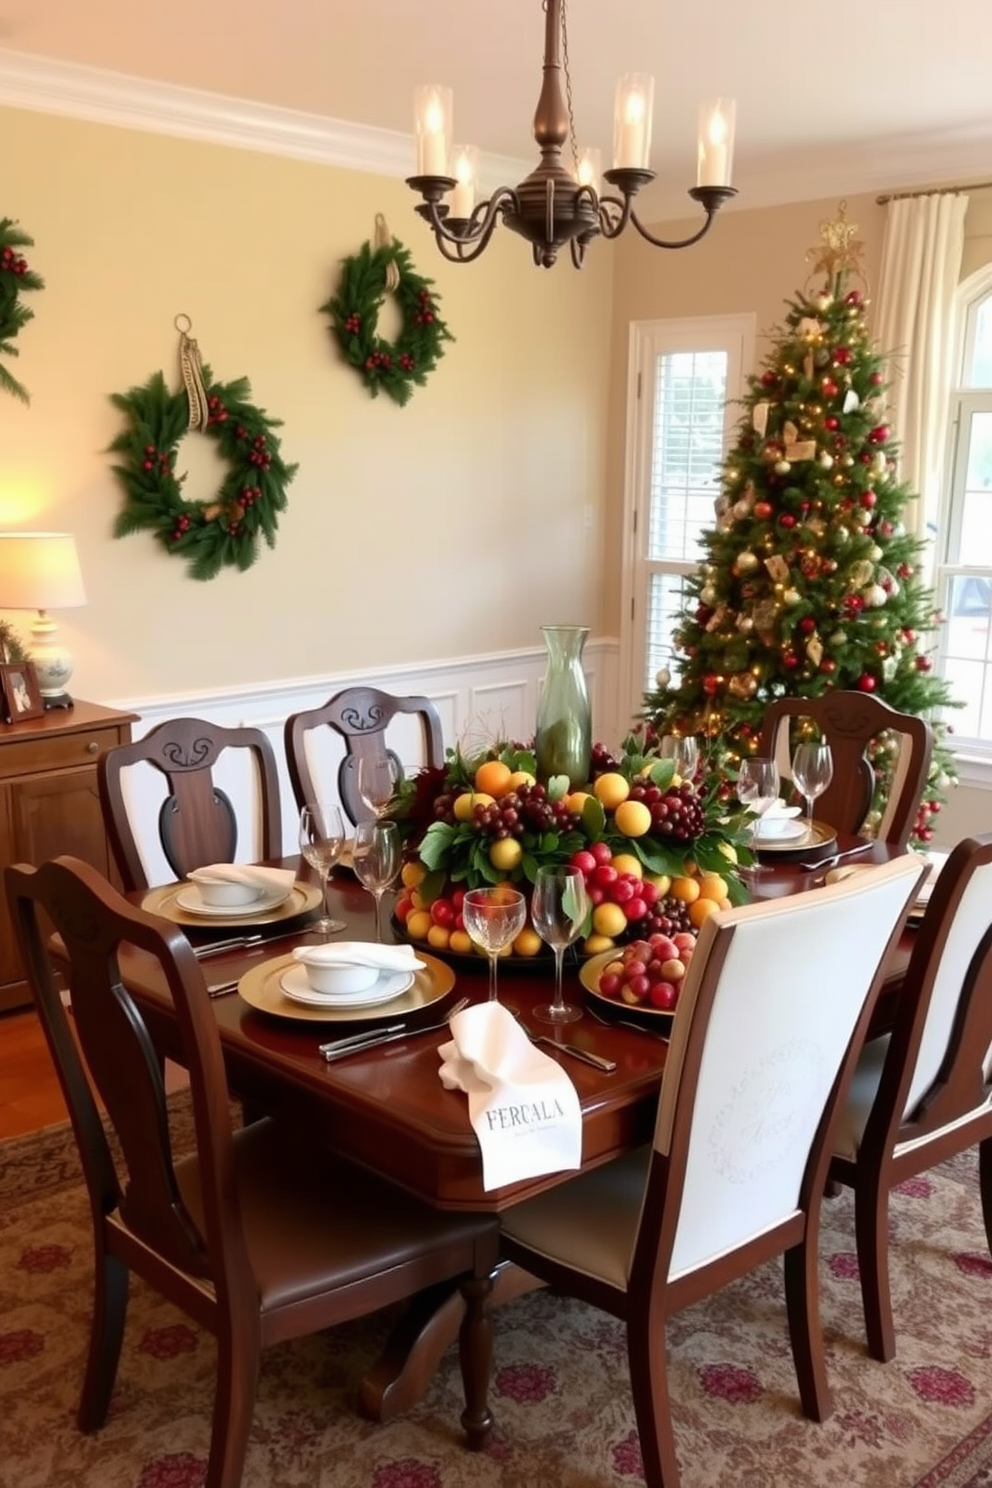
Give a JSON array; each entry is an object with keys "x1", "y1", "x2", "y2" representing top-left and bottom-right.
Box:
[{"x1": 560, "y1": 0, "x2": 579, "y2": 175}]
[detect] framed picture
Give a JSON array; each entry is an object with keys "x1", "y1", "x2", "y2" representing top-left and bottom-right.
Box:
[{"x1": 0, "y1": 661, "x2": 45, "y2": 723}]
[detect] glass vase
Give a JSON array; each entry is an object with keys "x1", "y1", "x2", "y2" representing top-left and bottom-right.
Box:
[{"x1": 535, "y1": 624, "x2": 591, "y2": 789}]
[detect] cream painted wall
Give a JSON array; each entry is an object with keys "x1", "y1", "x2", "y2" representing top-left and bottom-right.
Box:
[{"x1": 0, "y1": 106, "x2": 614, "y2": 700}]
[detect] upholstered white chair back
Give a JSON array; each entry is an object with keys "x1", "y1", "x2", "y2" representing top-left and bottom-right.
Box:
[
  {"x1": 653, "y1": 856, "x2": 925, "y2": 1280},
  {"x1": 902, "y1": 858, "x2": 992, "y2": 1113}
]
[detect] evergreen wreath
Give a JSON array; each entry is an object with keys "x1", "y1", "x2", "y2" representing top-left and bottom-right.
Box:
[
  {"x1": 109, "y1": 368, "x2": 298, "y2": 581},
  {"x1": 322, "y1": 223, "x2": 452, "y2": 407},
  {"x1": 0, "y1": 217, "x2": 44, "y2": 404}
]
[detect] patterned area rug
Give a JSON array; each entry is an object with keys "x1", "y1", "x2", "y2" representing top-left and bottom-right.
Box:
[{"x1": 2, "y1": 1104, "x2": 991, "y2": 1488}]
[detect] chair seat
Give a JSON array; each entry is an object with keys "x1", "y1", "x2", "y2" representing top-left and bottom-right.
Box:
[
  {"x1": 176, "y1": 1118, "x2": 496, "y2": 1316},
  {"x1": 500, "y1": 1146, "x2": 650, "y2": 1291}
]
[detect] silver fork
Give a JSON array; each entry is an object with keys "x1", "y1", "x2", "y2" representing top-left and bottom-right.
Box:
[
  {"x1": 319, "y1": 996, "x2": 470, "y2": 1060},
  {"x1": 797, "y1": 841, "x2": 875, "y2": 873}
]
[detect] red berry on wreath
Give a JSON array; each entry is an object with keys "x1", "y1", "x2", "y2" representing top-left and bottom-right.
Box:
[{"x1": 142, "y1": 459, "x2": 153, "y2": 471}]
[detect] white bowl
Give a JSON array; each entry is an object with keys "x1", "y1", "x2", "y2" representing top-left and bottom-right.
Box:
[
  {"x1": 195, "y1": 879, "x2": 264, "y2": 908},
  {"x1": 302, "y1": 960, "x2": 380, "y2": 996}
]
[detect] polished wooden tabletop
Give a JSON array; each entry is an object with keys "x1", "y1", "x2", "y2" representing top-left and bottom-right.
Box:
[{"x1": 120, "y1": 838, "x2": 915, "y2": 1214}]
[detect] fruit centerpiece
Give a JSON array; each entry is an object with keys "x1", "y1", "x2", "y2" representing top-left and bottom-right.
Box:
[{"x1": 388, "y1": 736, "x2": 752, "y2": 1009}]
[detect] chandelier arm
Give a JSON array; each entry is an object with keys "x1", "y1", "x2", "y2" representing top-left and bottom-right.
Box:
[
  {"x1": 595, "y1": 190, "x2": 634, "y2": 239},
  {"x1": 625, "y1": 206, "x2": 721, "y2": 251},
  {"x1": 416, "y1": 187, "x2": 520, "y2": 264}
]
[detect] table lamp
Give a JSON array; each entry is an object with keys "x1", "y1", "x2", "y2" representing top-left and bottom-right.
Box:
[{"x1": 0, "y1": 531, "x2": 87, "y2": 708}]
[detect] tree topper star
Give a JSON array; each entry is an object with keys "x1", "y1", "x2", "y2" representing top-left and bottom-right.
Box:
[{"x1": 807, "y1": 200, "x2": 866, "y2": 282}]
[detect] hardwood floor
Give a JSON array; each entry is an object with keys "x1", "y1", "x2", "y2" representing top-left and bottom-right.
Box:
[{"x1": 0, "y1": 1005, "x2": 188, "y2": 1141}]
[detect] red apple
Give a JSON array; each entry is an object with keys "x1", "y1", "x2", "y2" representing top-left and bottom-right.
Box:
[{"x1": 649, "y1": 982, "x2": 678, "y2": 1010}]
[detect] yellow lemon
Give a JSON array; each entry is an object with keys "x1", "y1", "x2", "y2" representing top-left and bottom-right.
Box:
[
  {"x1": 400, "y1": 860, "x2": 426, "y2": 889},
  {"x1": 592, "y1": 901, "x2": 628, "y2": 939},
  {"x1": 489, "y1": 837, "x2": 523, "y2": 872},
  {"x1": 612, "y1": 853, "x2": 644, "y2": 879},
  {"x1": 453, "y1": 790, "x2": 494, "y2": 822},
  {"x1": 583, "y1": 932, "x2": 616, "y2": 955},
  {"x1": 593, "y1": 772, "x2": 631, "y2": 810},
  {"x1": 507, "y1": 769, "x2": 537, "y2": 791},
  {"x1": 474, "y1": 759, "x2": 513, "y2": 797},
  {"x1": 564, "y1": 790, "x2": 592, "y2": 814},
  {"x1": 406, "y1": 908, "x2": 433, "y2": 941},
  {"x1": 613, "y1": 799, "x2": 652, "y2": 838},
  {"x1": 512, "y1": 926, "x2": 543, "y2": 957},
  {"x1": 449, "y1": 929, "x2": 474, "y2": 955},
  {"x1": 646, "y1": 872, "x2": 671, "y2": 896}
]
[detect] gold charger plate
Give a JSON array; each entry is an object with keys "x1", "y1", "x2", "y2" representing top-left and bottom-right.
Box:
[
  {"x1": 754, "y1": 819, "x2": 836, "y2": 857},
  {"x1": 237, "y1": 949, "x2": 456, "y2": 1024},
  {"x1": 578, "y1": 948, "x2": 677, "y2": 1032},
  {"x1": 142, "y1": 880, "x2": 322, "y2": 929}
]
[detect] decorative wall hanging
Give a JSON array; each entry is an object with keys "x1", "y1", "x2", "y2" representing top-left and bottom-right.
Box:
[
  {"x1": 321, "y1": 214, "x2": 452, "y2": 407},
  {"x1": 0, "y1": 218, "x2": 44, "y2": 404},
  {"x1": 109, "y1": 316, "x2": 298, "y2": 581}
]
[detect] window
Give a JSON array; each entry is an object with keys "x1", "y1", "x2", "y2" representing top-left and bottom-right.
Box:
[
  {"x1": 936, "y1": 267, "x2": 992, "y2": 754},
  {"x1": 620, "y1": 315, "x2": 754, "y2": 718}
]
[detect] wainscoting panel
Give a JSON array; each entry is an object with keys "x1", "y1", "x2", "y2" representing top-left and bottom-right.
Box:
[{"x1": 107, "y1": 639, "x2": 621, "y2": 872}]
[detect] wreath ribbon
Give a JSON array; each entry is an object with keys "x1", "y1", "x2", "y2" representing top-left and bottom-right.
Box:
[{"x1": 176, "y1": 313, "x2": 210, "y2": 432}]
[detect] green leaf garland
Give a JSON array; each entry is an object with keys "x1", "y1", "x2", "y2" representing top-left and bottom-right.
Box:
[
  {"x1": 109, "y1": 369, "x2": 298, "y2": 581},
  {"x1": 321, "y1": 237, "x2": 453, "y2": 407},
  {"x1": 0, "y1": 218, "x2": 44, "y2": 404}
]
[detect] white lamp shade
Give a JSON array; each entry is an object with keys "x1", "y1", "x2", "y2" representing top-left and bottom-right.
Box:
[{"x1": 0, "y1": 532, "x2": 87, "y2": 610}]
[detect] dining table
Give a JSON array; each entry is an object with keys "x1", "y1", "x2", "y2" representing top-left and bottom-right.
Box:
[{"x1": 114, "y1": 832, "x2": 916, "y2": 1421}]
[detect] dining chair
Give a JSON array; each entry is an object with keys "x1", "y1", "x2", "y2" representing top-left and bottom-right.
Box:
[
  {"x1": 829, "y1": 832, "x2": 992, "y2": 1362},
  {"x1": 757, "y1": 691, "x2": 933, "y2": 849},
  {"x1": 98, "y1": 716, "x2": 283, "y2": 891},
  {"x1": 5, "y1": 854, "x2": 499, "y2": 1488},
  {"x1": 498, "y1": 853, "x2": 926, "y2": 1488},
  {"x1": 285, "y1": 686, "x2": 445, "y2": 825}
]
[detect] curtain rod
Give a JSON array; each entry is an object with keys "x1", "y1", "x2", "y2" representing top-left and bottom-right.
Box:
[{"x1": 876, "y1": 181, "x2": 992, "y2": 204}]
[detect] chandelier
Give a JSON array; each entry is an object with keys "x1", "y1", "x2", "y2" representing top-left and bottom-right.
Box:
[{"x1": 406, "y1": 0, "x2": 737, "y2": 270}]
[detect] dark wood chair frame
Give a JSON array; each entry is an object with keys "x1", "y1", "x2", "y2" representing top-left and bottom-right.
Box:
[
  {"x1": 829, "y1": 832, "x2": 992, "y2": 1361},
  {"x1": 5, "y1": 855, "x2": 499, "y2": 1488},
  {"x1": 758, "y1": 690, "x2": 933, "y2": 850},
  {"x1": 285, "y1": 686, "x2": 445, "y2": 825},
  {"x1": 98, "y1": 717, "x2": 284, "y2": 891}
]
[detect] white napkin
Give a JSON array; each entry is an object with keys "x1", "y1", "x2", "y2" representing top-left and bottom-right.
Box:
[
  {"x1": 438, "y1": 1002, "x2": 582, "y2": 1192},
  {"x1": 292, "y1": 941, "x2": 425, "y2": 972},
  {"x1": 187, "y1": 864, "x2": 296, "y2": 896},
  {"x1": 760, "y1": 798, "x2": 802, "y2": 820}
]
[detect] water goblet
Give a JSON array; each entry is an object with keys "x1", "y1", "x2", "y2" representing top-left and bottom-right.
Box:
[
  {"x1": 462, "y1": 886, "x2": 527, "y2": 1009},
  {"x1": 659, "y1": 734, "x2": 700, "y2": 783},
  {"x1": 791, "y1": 742, "x2": 834, "y2": 841},
  {"x1": 736, "y1": 756, "x2": 781, "y2": 875},
  {"x1": 298, "y1": 803, "x2": 347, "y2": 937},
  {"x1": 357, "y1": 755, "x2": 402, "y2": 819},
  {"x1": 531, "y1": 865, "x2": 590, "y2": 1025},
  {"x1": 352, "y1": 820, "x2": 402, "y2": 941}
]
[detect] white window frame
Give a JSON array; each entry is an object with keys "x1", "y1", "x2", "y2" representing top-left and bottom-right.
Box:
[
  {"x1": 619, "y1": 313, "x2": 755, "y2": 723},
  {"x1": 935, "y1": 262, "x2": 992, "y2": 772}
]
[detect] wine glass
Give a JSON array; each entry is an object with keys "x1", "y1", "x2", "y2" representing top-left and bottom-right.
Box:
[
  {"x1": 659, "y1": 734, "x2": 700, "y2": 783},
  {"x1": 357, "y1": 754, "x2": 402, "y2": 819},
  {"x1": 736, "y1": 756, "x2": 781, "y2": 875},
  {"x1": 531, "y1": 866, "x2": 590, "y2": 1025},
  {"x1": 462, "y1": 886, "x2": 527, "y2": 1009},
  {"x1": 352, "y1": 820, "x2": 402, "y2": 941},
  {"x1": 298, "y1": 803, "x2": 347, "y2": 937},
  {"x1": 791, "y1": 742, "x2": 834, "y2": 841}
]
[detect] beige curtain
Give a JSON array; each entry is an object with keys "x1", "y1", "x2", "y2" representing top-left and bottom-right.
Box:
[{"x1": 874, "y1": 192, "x2": 969, "y2": 554}]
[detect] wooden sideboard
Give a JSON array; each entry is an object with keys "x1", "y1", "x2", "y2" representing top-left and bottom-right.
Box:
[{"x1": 0, "y1": 698, "x2": 136, "y2": 1013}]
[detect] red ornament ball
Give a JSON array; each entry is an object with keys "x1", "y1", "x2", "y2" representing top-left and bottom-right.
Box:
[
  {"x1": 799, "y1": 616, "x2": 817, "y2": 634},
  {"x1": 857, "y1": 673, "x2": 877, "y2": 692},
  {"x1": 821, "y1": 377, "x2": 839, "y2": 398},
  {"x1": 846, "y1": 290, "x2": 864, "y2": 307},
  {"x1": 860, "y1": 490, "x2": 877, "y2": 509},
  {"x1": 820, "y1": 659, "x2": 837, "y2": 674},
  {"x1": 870, "y1": 371, "x2": 885, "y2": 385},
  {"x1": 782, "y1": 654, "x2": 800, "y2": 669},
  {"x1": 753, "y1": 501, "x2": 773, "y2": 520},
  {"x1": 779, "y1": 513, "x2": 797, "y2": 528},
  {"x1": 868, "y1": 424, "x2": 891, "y2": 444},
  {"x1": 824, "y1": 416, "x2": 839, "y2": 431},
  {"x1": 703, "y1": 674, "x2": 721, "y2": 696},
  {"x1": 761, "y1": 369, "x2": 778, "y2": 388},
  {"x1": 916, "y1": 655, "x2": 933, "y2": 672}
]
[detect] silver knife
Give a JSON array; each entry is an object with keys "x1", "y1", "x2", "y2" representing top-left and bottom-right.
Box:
[
  {"x1": 321, "y1": 997, "x2": 469, "y2": 1061},
  {"x1": 532, "y1": 1035, "x2": 617, "y2": 1073}
]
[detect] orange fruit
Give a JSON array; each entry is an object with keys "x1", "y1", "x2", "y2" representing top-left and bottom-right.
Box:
[
  {"x1": 592, "y1": 902, "x2": 628, "y2": 939},
  {"x1": 612, "y1": 853, "x2": 643, "y2": 879},
  {"x1": 489, "y1": 837, "x2": 523, "y2": 871},
  {"x1": 474, "y1": 759, "x2": 513, "y2": 797},
  {"x1": 564, "y1": 790, "x2": 592, "y2": 814},
  {"x1": 583, "y1": 933, "x2": 616, "y2": 955},
  {"x1": 593, "y1": 772, "x2": 630, "y2": 810},
  {"x1": 670, "y1": 875, "x2": 700, "y2": 904},
  {"x1": 401, "y1": 860, "x2": 426, "y2": 889},
  {"x1": 614, "y1": 800, "x2": 652, "y2": 838},
  {"x1": 406, "y1": 908, "x2": 433, "y2": 941},
  {"x1": 449, "y1": 929, "x2": 473, "y2": 955},
  {"x1": 688, "y1": 896, "x2": 721, "y2": 929},
  {"x1": 513, "y1": 926, "x2": 543, "y2": 957},
  {"x1": 697, "y1": 873, "x2": 728, "y2": 902},
  {"x1": 427, "y1": 924, "x2": 451, "y2": 950}
]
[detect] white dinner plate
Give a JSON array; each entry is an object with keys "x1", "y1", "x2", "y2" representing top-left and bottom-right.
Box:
[
  {"x1": 279, "y1": 965, "x2": 414, "y2": 1010},
  {"x1": 175, "y1": 883, "x2": 292, "y2": 917},
  {"x1": 754, "y1": 817, "x2": 807, "y2": 843},
  {"x1": 237, "y1": 951, "x2": 456, "y2": 1024}
]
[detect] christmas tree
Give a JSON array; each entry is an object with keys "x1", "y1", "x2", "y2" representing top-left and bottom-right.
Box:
[{"x1": 641, "y1": 203, "x2": 957, "y2": 847}]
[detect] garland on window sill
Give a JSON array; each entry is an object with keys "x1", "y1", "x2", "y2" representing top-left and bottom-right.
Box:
[
  {"x1": 109, "y1": 368, "x2": 298, "y2": 581},
  {"x1": 321, "y1": 220, "x2": 453, "y2": 407},
  {"x1": 0, "y1": 218, "x2": 44, "y2": 404}
]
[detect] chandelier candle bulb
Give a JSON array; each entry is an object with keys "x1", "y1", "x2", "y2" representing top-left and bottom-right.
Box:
[
  {"x1": 449, "y1": 145, "x2": 478, "y2": 218},
  {"x1": 414, "y1": 84, "x2": 452, "y2": 176},
  {"x1": 614, "y1": 75, "x2": 654, "y2": 170},
  {"x1": 576, "y1": 147, "x2": 602, "y2": 193},
  {"x1": 697, "y1": 98, "x2": 736, "y2": 188}
]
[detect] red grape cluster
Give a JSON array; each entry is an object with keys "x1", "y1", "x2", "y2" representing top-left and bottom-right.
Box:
[
  {"x1": 589, "y1": 742, "x2": 620, "y2": 777},
  {"x1": 457, "y1": 783, "x2": 576, "y2": 841},
  {"x1": 636, "y1": 894, "x2": 695, "y2": 939},
  {"x1": 596, "y1": 932, "x2": 697, "y2": 1012},
  {"x1": 626, "y1": 780, "x2": 705, "y2": 844}
]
